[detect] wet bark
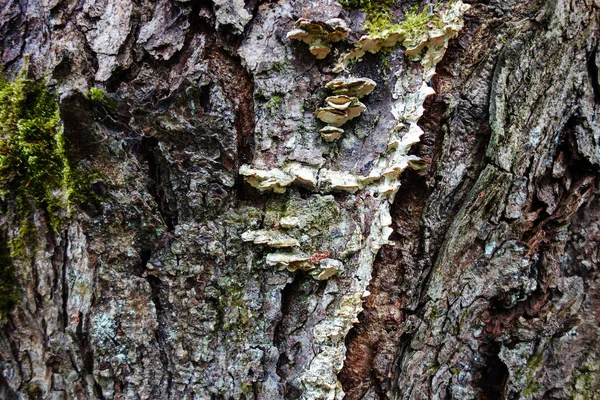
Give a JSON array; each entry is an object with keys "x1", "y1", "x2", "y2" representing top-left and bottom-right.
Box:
[{"x1": 0, "y1": 0, "x2": 599, "y2": 399}]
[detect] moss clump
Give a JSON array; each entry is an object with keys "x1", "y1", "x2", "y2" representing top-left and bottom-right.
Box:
[
  {"x1": 0, "y1": 69, "x2": 66, "y2": 230},
  {"x1": 338, "y1": 0, "x2": 443, "y2": 39},
  {"x1": 0, "y1": 236, "x2": 17, "y2": 318},
  {"x1": 1, "y1": 69, "x2": 101, "y2": 214},
  {"x1": 88, "y1": 87, "x2": 106, "y2": 103},
  {"x1": 338, "y1": 0, "x2": 397, "y2": 36},
  {"x1": 401, "y1": 5, "x2": 442, "y2": 41},
  {"x1": 0, "y1": 69, "x2": 102, "y2": 259},
  {"x1": 267, "y1": 93, "x2": 283, "y2": 110}
]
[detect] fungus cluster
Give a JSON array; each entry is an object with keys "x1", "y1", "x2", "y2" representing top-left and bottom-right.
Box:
[
  {"x1": 316, "y1": 77, "x2": 376, "y2": 141},
  {"x1": 333, "y1": 30, "x2": 403, "y2": 72},
  {"x1": 286, "y1": 18, "x2": 350, "y2": 59}
]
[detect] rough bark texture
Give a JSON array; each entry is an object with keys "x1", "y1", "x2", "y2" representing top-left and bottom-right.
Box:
[{"x1": 0, "y1": 0, "x2": 599, "y2": 399}]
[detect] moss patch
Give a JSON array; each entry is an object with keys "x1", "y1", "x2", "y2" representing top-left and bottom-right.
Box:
[
  {"x1": 88, "y1": 87, "x2": 106, "y2": 103},
  {"x1": 338, "y1": 0, "x2": 397, "y2": 35},
  {"x1": 0, "y1": 69, "x2": 101, "y2": 222},
  {"x1": 338, "y1": 0, "x2": 443, "y2": 39},
  {"x1": 0, "y1": 70, "x2": 65, "y2": 221},
  {"x1": 0, "y1": 235, "x2": 17, "y2": 318},
  {"x1": 402, "y1": 5, "x2": 442, "y2": 40},
  {"x1": 0, "y1": 68, "x2": 102, "y2": 311}
]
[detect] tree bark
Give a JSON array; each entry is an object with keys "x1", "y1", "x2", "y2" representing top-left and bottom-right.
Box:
[{"x1": 0, "y1": 0, "x2": 598, "y2": 399}]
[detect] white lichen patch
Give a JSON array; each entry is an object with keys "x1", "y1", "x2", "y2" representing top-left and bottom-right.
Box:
[
  {"x1": 287, "y1": 18, "x2": 350, "y2": 59},
  {"x1": 417, "y1": 2, "x2": 470, "y2": 79},
  {"x1": 299, "y1": 293, "x2": 363, "y2": 399}
]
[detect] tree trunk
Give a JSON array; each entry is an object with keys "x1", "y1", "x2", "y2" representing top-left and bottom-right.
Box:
[{"x1": 0, "y1": 0, "x2": 598, "y2": 399}]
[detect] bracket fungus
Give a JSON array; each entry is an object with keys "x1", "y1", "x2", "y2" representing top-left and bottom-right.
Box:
[
  {"x1": 315, "y1": 77, "x2": 376, "y2": 132},
  {"x1": 239, "y1": 163, "x2": 319, "y2": 193},
  {"x1": 333, "y1": 2, "x2": 470, "y2": 74},
  {"x1": 311, "y1": 258, "x2": 344, "y2": 280},
  {"x1": 319, "y1": 126, "x2": 344, "y2": 142},
  {"x1": 241, "y1": 230, "x2": 300, "y2": 248},
  {"x1": 325, "y1": 77, "x2": 376, "y2": 98},
  {"x1": 266, "y1": 251, "x2": 311, "y2": 271},
  {"x1": 238, "y1": 165, "x2": 294, "y2": 193},
  {"x1": 316, "y1": 98, "x2": 366, "y2": 127},
  {"x1": 333, "y1": 30, "x2": 404, "y2": 72},
  {"x1": 287, "y1": 18, "x2": 350, "y2": 59}
]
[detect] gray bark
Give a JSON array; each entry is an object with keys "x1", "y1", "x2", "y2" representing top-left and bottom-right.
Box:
[{"x1": 0, "y1": 0, "x2": 598, "y2": 399}]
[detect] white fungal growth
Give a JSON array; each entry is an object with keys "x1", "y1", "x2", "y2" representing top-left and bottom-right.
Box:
[
  {"x1": 287, "y1": 18, "x2": 350, "y2": 59},
  {"x1": 240, "y1": 3, "x2": 470, "y2": 398}
]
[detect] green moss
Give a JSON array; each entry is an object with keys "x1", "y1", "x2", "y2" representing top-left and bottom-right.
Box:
[
  {"x1": 0, "y1": 68, "x2": 102, "y2": 259},
  {"x1": 88, "y1": 87, "x2": 106, "y2": 103},
  {"x1": 379, "y1": 47, "x2": 393, "y2": 70},
  {"x1": 339, "y1": 0, "x2": 397, "y2": 36},
  {"x1": 0, "y1": 236, "x2": 18, "y2": 319},
  {"x1": 0, "y1": 69, "x2": 66, "y2": 229},
  {"x1": 267, "y1": 93, "x2": 283, "y2": 110},
  {"x1": 339, "y1": 0, "x2": 444, "y2": 42},
  {"x1": 402, "y1": 5, "x2": 438, "y2": 40},
  {"x1": 522, "y1": 353, "x2": 544, "y2": 397}
]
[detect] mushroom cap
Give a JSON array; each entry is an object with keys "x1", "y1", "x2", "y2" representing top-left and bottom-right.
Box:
[
  {"x1": 320, "y1": 126, "x2": 344, "y2": 142},
  {"x1": 316, "y1": 101, "x2": 366, "y2": 127},
  {"x1": 286, "y1": 28, "x2": 311, "y2": 42},
  {"x1": 325, "y1": 95, "x2": 359, "y2": 110},
  {"x1": 298, "y1": 20, "x2": 328, "y2": 36},
  {"x1": 309, "y1": 41, "x2": 331, "y2": 59},
  {"x1": 266, "y1": 251, "x2": 311, "y2": 270},
  {"x1": 357, "y1": 35, "x2": 381, "y2": 54},
  {"x1": 316, "y1": 107, "x2": 348, "y2": 127},
  {"x1": 381, "y1": 30, "x2": 404, "y2": 47},
  {"x1": 288, "y1": 17, "x2": 349, "y2": 48},
  {"x1": 325, "y1": 18, "x2": 350, "y2": 42},
  {"x1": 345, "y1": 102, "x2": 366, "y2": 119},
  {"x1": 326, "y1": 77, "x2": 376, "y2": 98}
]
